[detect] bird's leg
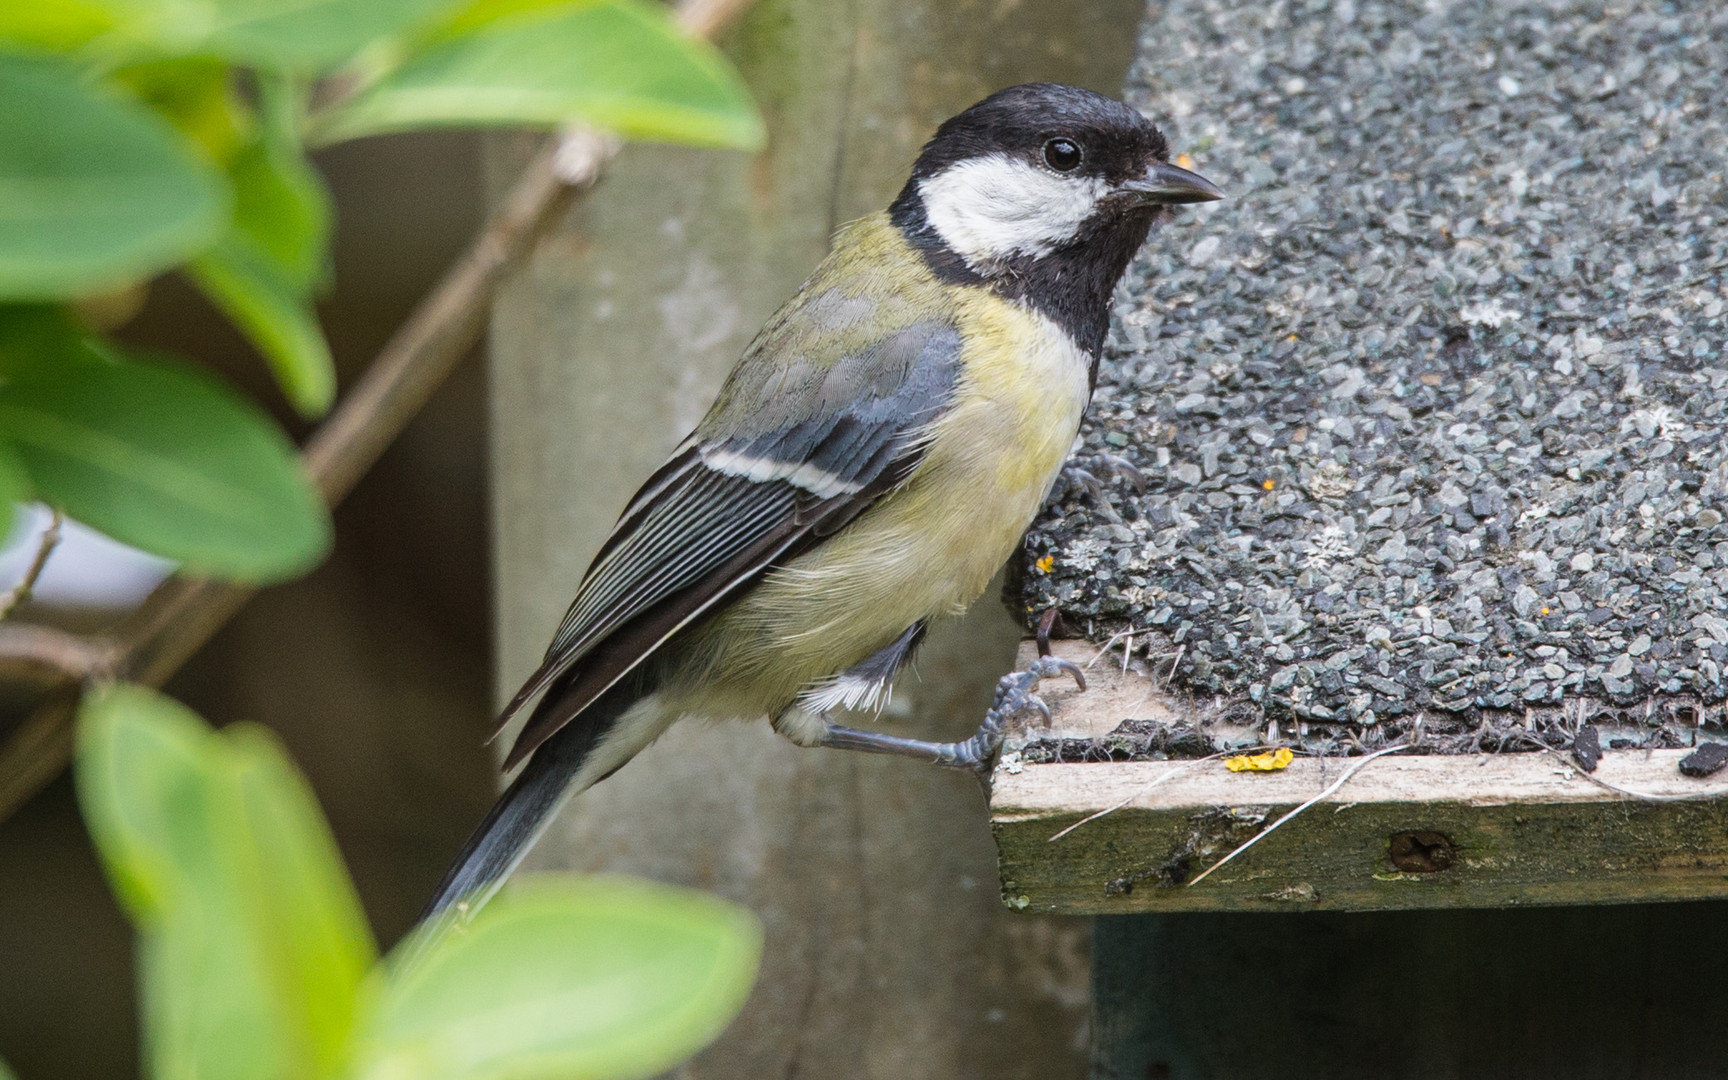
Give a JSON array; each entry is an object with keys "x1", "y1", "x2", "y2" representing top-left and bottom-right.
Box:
[
  {"x1": 1052, "y1": 453, "x2": 1146, "y2": 522},
  {"x1": 787, "y1": 655, "x2": 1085, "y2": 781}
]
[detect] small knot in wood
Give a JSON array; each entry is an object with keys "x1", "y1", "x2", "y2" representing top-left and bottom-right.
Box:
[{"x1": 1387, "y1": 831, "x2": 1455, "y2": 874}]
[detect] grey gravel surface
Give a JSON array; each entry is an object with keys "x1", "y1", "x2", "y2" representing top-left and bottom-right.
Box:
[{"x1": 1019, "y1": 0, "x2": 1728, "y2": 752}]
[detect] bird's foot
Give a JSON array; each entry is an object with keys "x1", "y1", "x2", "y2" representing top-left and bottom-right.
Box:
[
  {"x1": 808, "y1": 655, "x2": 1086, "y2": 787},
  {"x1": 1055, "y1": 453, "x2": 1146, "y2": 522},
  {"x1": 943, "y1": 655, "x2": 1088, "y2": 778}
]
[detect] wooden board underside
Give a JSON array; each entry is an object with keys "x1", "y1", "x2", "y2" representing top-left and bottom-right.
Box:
[{"x1": 990, "y1": 642, "x2": 1728, "y2": 913}]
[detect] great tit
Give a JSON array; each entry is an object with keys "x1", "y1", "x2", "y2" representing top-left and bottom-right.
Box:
[{"x1": 426, "y1": 82, "x2": 1221, "y2": 919}]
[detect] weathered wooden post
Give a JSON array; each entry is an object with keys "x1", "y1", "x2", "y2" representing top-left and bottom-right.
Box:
[{"x1": 488, "y1": 0, "x2": 1142, "y2": 1073}]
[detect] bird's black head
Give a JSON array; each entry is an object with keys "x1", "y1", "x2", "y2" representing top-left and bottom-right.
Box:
[{"x1": 890, "y1": 83, "x2": 1222, "y2": 357}]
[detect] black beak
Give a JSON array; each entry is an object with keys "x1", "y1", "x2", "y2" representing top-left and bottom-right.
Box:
[{"x1": 1121, "y1": 160, "x2": 1225, "y2": 205}]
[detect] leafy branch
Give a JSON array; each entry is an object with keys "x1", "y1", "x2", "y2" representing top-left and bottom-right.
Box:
[
  {"x1": 0, "y1": 0, "x2": 761, "y2": 821},
  {"x1": 75, "y1": 681, "x2": 760, "y2": 1080}
]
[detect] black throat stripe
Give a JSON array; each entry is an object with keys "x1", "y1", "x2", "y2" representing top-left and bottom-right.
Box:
[{"x1": 888, "y1": 194, "x2": 1162, "y2": 384}]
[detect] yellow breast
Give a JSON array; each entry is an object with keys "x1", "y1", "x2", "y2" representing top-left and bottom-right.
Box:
[{"x1": 675, "y1": 290, "x2": 1091, "y2": 715}]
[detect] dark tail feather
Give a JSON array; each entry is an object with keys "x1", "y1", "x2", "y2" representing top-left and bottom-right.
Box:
[{"x1": 420, "y1": 681, "x2": 635, "y2": 922}]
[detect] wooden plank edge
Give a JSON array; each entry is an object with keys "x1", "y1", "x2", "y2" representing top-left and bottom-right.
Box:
[{"x1": 991, "y1": 752, "x2": 1728, "y2": 914}]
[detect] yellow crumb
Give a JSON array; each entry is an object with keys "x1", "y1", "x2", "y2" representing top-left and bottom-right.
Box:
[
  {"x1": 1034, "y1": 554, "x2": 1055, "y2": 573},
  {"x1": 1175, "y1": 152, "x2": 1195, "y2": 169},
  {"x1": 1225, "y1": 747, "x2": 1294, "y2": 772},
  {"x1": 1262, "y1": 478, "x2": 1276, "y2": 490}
]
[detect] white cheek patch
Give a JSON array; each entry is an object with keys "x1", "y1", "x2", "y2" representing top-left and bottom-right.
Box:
[{"x1": 918, "y1": 153, "x2": 1109, "y2": 270}]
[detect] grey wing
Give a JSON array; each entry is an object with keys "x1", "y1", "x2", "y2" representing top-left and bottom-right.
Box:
[{"x1": 496, "y1": 319, "x2": 963, "y2": 769}]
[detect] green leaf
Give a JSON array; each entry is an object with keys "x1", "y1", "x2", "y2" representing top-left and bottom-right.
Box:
[
  {"x1": 184, "y1": 71, "x2": 336, "y2": 415},
  {"x1": 226, "y1": 94, "x2": 332, "y2": 294},
  {"x1": 313, "y1": 0, "x2": 764, "y2": 149},
  {"x1": 0, "y1": 1050, "x2": 17, "y2": 1080},
  {"x1": 356, "y1": 876, "x2": 761, "y2": 1080},
  {"x1": 76, "y1": 684, "x2": 287, "y2": 1079},
  {"x1": 0, "y1": 304, "x2": 105, "y2": 381},
  {"x1": 0, "y1": 440, "x2": 28, "y2": 538},
  {"x1": 191, "y1": 0, "x2": 458, "y2": 70},
  {"x1": 0, "y1": 351, "x2": 331, "y2": 580},
  {"x1": 223, "y1": 722, "x2": 381, "y2": 1072},
  {"x1": 139, "y1": 898, "x2": 289, "y2": 1080},
  {"x1": 191, "y1": 241, "x2": 335, "y2": 416},
  {"x1": 75, "y1": 684, "x2": 208, "y2": 916},
  {"x1": 77, "y1": 687, "x2": 286, "y2": 1079},
  {"x1": 0, "y1": 0, "x2": 119, "y2": 51},
  {"x1": 85, "y1": 0, "x2": 458, "y2": 71},
  {"x1": 111, "y1": 58, "x2": 252, "y2": 166},
  {"x1": 0, "y1": 55, "x2": 227, "y2": 301},
  {"x1": 76, "y1": 683, "x2": 378, "y2": 1080}
]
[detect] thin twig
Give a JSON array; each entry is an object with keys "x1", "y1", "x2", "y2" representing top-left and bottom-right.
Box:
[
  {"x1": 0, "y1": 0, "x2": 754, "y2": 823},
  {"x1": 0, "y1": 510, "x2": 62, "y2": 620},
  {"x1": 0, "y1": 691, "x2": 79, "y2": 819},
  {"x1": 1186, "y1": 742, "x2": 1412, "y2": 888},
  {"x1": 1539, "y1": 747, "x2": 1728, "y2": 803},
  {"x1": 1083, "y1": 629, "x2": 1134, "y2": 671},
  {"x1": 0, "y1": 623, "x2": 114, "y2": 685}
]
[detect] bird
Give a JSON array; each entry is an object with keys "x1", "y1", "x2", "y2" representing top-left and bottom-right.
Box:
[{"x1": 424, "y1": 82, "x2": 1221, "y2": 921}]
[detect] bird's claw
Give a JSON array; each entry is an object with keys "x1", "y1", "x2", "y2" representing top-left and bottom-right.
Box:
[
  {"x1": 1074, "y1": 453, "x2": 1147, "y2": 494},
  {"x1": 992, "y1": 655, "x2": 1086, "y2": 710},
  {"x1": 1067, "y1": 468, "x2": 1109, "y2": 509},
  {"x1": 949, "y1": 655, "x2": 1088, "y2": 781},
  {"x1": 1055, "y1": 453, "x2": 1145, "y2": 522}
]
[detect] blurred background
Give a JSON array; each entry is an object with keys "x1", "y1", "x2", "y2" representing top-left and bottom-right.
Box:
[
  {"x1": 0, "y1": 131, "x2": 497, "y2": 1080},
  {"x1": 0, "y1": 0, "x2": 1123, "y2": 1072}
]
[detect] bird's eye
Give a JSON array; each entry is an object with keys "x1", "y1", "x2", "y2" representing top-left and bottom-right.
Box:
[{"x1": 1042, "y1": 138, "x2": 1083, "y2": 172}]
